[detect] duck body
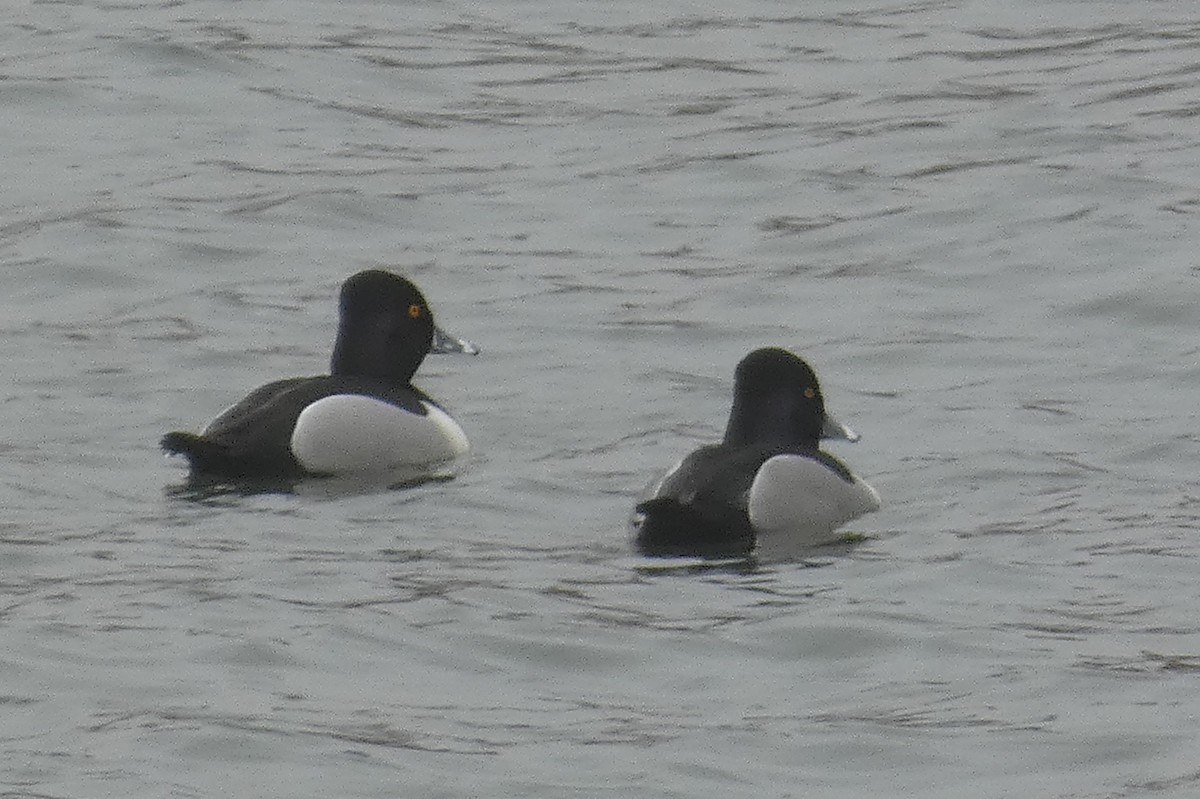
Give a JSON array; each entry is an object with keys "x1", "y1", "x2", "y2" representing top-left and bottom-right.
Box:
[
  {"x1": 634, "y1": 348, "x2": 879, "y2": 558},
  {"x1": 161, "y1": 270, "x2": 474, "y2": 481},
  {"x1": 162, "y1": 375, "x2": 468, "y2": 478}
]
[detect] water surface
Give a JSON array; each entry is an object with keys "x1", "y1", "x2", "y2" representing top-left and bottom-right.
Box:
[{"x1": 3, "y1": 1, "x2": 1199, "y2": 796}]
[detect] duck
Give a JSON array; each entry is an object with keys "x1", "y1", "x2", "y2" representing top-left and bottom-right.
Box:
[
  {"x1": 161, "y1": 269, "x2": 476, "y2": 480},
  {"x1": 633, "y1": 347, "x2": 879, "y2": 558}
]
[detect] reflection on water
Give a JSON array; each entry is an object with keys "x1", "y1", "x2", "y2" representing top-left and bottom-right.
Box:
[{"x1": 164, "y1": 465, "x2": 461, "y2": 502}]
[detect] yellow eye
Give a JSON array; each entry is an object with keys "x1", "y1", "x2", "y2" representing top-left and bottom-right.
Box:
[
  {"x1": 803, "y1": 387, "x2": 816, "y2": 399},
  {"x1": 408, "y1": 303, "x2": 423, "y2": 319}
]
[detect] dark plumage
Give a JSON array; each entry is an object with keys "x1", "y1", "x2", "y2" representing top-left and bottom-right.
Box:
[
  {"x1": 161, "y1": 270, "x2": 474, "y2": 479},
  {"x1": 634, "y1": 348, "x2": 876, "y2": 558}
]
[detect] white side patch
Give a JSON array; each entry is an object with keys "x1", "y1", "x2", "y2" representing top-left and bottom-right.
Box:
[
  {"x1": 291, "y1": 394, "x2": 469, "y2": 475},
  {"x1": 641, "y1": 457, "x2": 684, "y2": 502},
  {"x1": 629, "y1": 457, "x2": 686, "y2": 529},
  {"x1": 748, "y1": 455, "x2": 880, "y2": 549}
]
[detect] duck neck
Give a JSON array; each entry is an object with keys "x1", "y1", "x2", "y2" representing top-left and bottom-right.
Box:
[
  {"x1": 723, "y1": 392, "x2": 822, "y2": 451},
  {"x1": 330, "y1": 323, "x2": 420, "y2": 383}
]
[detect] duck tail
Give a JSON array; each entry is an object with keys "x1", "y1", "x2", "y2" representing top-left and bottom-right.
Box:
[
  {"x1": 160, "y1": 431, "x2": 232, "y2": 473},
  {"x1": 634, "y1": 497, "x2": 754, "y2": 559}
]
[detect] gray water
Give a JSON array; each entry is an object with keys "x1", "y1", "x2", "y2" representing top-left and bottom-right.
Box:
[{"x1": 3, "y1": 0, "x2": 1199, "y2": 796}]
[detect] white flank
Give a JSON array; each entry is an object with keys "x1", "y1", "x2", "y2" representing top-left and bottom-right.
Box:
[
  {"x1": 748, "y1": 454, "x2": 880, "y2": 549},
  {"x1": 290, "y1": 394, "x2": 469, "y2": 475}
]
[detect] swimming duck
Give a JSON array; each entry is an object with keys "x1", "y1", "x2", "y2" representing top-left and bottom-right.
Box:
[
  {"x1": 633, "y1": 347, "x2": 879, "y2": 557},
  {"x1": 161, "y1": 269, "x2": 475, "y2": 480}
]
